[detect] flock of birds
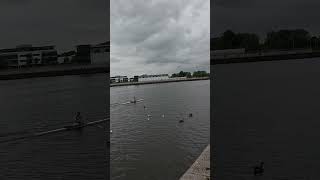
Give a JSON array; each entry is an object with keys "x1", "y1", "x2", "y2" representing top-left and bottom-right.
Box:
[
  {"x1": 110, "y1": 97, "x2": 194, "y2": 134},
  {"x1": 143, "y1": 105, "x2": 193, "y2": 123},
  {"x1": 111, "y1": 97, "x2": 265, "y2": 177}
]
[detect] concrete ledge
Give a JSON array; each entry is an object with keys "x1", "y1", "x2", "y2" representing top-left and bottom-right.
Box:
[
  {"x1": 180, "y1": 145, "x2": 210, "y2": 180},
  {"x1": 110, "y1": 77, "x2": 209, "y2": 87}
]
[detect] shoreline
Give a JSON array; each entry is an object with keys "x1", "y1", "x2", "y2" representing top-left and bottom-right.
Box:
[
  {"x1": 179, "y1": 145, "x2": 210, "y2": 180},
  {"x1": 110, "y1": 77, "x2": 209, "y2": 87},
  {"x1": 0, "y1": 64, "x2": 109, "y2": 80},
  {"x1": 212, "y1": 51, "x2": 320, "y2": 65}
]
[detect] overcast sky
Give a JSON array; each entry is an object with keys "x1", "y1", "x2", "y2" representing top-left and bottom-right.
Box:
[
  {"x1": 0, "y1": 0, "x2": 109, "y2": 52},
  {"x1": 212, "y1": 0, "x2": 320, "y2": 38},
  {"x1": 111, "y1": 0, "x2": 210, "y2": 77}
]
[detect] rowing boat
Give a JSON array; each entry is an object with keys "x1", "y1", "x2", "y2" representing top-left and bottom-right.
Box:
[
  {"x1": 0, "y1": 118, "x2": 108, "y2": 143},
  {"x1": 34, "y1": 118, "x2": 107, "y2": 136},
  {"x1": 120, "y1": 98, "x2": 144, "y2": 105}
]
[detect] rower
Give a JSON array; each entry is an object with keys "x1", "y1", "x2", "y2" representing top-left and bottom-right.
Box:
[{"x1": 75, "y1": 112, "x2": 83, "y2": 126}]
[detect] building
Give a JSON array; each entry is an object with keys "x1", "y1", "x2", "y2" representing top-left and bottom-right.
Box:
[
  {"x1": 133, "y1": 76, "x2": 139, "y2": 82},
  {"x1": 74, "y1": 41, "x2": 110, "y2": 65},
  {"x1": 0, "y1": 45, "x2": 58, "y2": 68},
  {"x1": 75, "y1": 45, "x2": 91, "y2": 64},
  {"x1": 90, "y1": 42, "x2": 109, "y2": 65},
  {"x1": 110, "y1": 76, "x2": 128, "y2": 83},
  {"x1": 57, "y1": 51, "x2": 76, "y2": 64},
  {"x1": 137, "y1": 74, "x2": 169, "y2": 82}
]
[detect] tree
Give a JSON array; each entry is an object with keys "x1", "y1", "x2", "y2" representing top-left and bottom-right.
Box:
[
  {"x1": 171, "y1": 71, "x2": 192, "y2": 78},
  {"x1": 211, "y1": 30, "x2": 260, "y2": 50},
  {"x1": 264, "y1": 29, "x2": 311, "y2": 49},
  {"x1": 193, "y1": 71, "x2": 209, "y2": 77}
]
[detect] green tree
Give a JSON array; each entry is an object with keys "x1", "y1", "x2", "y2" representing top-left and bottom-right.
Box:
[
  {"x1": 171, "y1": 71, "x2": 192, "y2": 78},
  {"x1": 211, "y1": 30, "x2": 260, "y2": 50},
  {"x1": 193, "y1": 71, "x2": 209, "y2": 77},
  {"x1": 264, "y1": 29, "x2": 311, "y2": 49}
]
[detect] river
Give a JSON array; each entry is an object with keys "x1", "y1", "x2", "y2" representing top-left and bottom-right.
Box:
[
  {"x1": 0, "y1": 74, "x2": 108, "y2": 179},
  {"x1": 110, "y1": 80, "x2": 210, "y2": 180},
  {"x1": 212, "y1": 57, "x2": 320, "y2": 179}
]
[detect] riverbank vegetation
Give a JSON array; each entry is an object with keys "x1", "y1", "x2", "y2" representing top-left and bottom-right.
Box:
[
  {"x1": 171, "y1": 71, "x2": 209, "y2": 78},
  {"x1": 211, "y1": 29, "x2": 320, "y2": 51}
]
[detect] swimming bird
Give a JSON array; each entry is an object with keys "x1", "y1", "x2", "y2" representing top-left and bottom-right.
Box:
[
  {"x1": 179, "y1": 119, "x2": 184, "y2": 123},
  {"x1": 253, "y1": 162, "x2": 264, "y2": 176},
  {"x1": 162, "y1": 114, "x2": 165, "y2": 118},
  {"x1": 110, "y1": 130, "x2": 113, "y2": 133},
  {"x1": 189, "y1": 113, "x2": 193, "y2": 117}
]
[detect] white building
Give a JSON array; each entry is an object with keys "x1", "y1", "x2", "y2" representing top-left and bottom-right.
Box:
[
  {"x1": 0, "y1": 45, "x2": 58, "y2": 67},
  {"x1": 90, "y1": 42, "x2": 109, "y2": 65},
  {"x1": 110, "y1": 76, "x2": 128, "y2": 83},
  {"x1": 138, "y1": 74, "x2": 169, "y2": 82}
]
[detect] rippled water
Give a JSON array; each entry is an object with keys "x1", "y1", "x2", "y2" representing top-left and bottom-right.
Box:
[
  {"x1": 213, "y1": 58, "x2": 320, "y2": 180},
  {"x1": 0, "y1": 74, "x2": 108, "y2": 179},
  {"x1": 110, "y1": 80, "x2": 210, "y2": 180}
]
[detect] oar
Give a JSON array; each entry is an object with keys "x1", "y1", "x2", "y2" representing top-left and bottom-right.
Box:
[{"x1": 97, "y1": 125, "x2": 104, "y2": 129}]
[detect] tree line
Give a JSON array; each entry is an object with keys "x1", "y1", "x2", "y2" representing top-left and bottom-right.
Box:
[
  {"x1": 211, "y1": 29, "x2": 320, "y2": 51},
  {"x1": 171, "y1": 71, "x2": 209, "y2": 78}
]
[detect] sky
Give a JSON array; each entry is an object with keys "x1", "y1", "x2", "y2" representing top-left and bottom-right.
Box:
[
  {"x1": 0, "y1": 0, "x2": 109, "y2": 52},
  {"x1": 212, "y1": 0, "x2": 320, "y2": 38},
  {"x1": 111, "y1": 0, "x2": 210, "y2": 77}
]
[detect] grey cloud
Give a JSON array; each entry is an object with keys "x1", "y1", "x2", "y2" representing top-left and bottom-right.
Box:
[
  {"x1": 111, "y1": 0, "x2": 210, "y2": 76},
  {"x1": 212, "y1": 0, "x2": 320, "y2": 36},
  {"x1": 0, "y1": 0, "x2": 109, "y2": 52}
]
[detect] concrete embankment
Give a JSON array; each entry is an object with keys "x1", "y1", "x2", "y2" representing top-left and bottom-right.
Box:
[
  {"x1": 180, "y1": 145, "x2": 210, "y2": 180},
  {"x1": 110, "y1": 77, "x2": 209, "y2": 87},
  {"x1": 212, "y1": 51, "x2": 320, "y2": 64},
  {"x1": 0, "y1": 64, "x2": 109, "y2": 80}
]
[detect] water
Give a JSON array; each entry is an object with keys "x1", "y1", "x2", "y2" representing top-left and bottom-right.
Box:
[
  {"x1": 212, "y1": 57, "x2": 320, "y2": 180},
  {"x1": 110, "y1": 80, "x2": 210, "y2": 180},
  {"x1": 0, "y1": 74, "x2": 108, "y2": 179}
]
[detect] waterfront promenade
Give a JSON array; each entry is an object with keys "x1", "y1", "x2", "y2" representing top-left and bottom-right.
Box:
[
  {"x1": 180, "y1": 145, "x2": 210, "y2": 180},
  {"x1": 110, "y1": 77, "x2": 209, "y2": 87}
]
